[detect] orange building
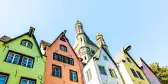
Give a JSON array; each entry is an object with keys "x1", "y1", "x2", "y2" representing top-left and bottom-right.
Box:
[{"x1": 41, "y1": 31, "x2": 83, "y2": 84}]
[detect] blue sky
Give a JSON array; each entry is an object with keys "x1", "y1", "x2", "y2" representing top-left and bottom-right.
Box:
[{"x1": 0, "y1": 0, "x2": 168, "y2": 66}]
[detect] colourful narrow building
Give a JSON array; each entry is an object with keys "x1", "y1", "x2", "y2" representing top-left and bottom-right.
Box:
[
  {"x1": 41, "y1": 31, "x2": 83, "y2": 84},
  {"x1": 114, "y1": 45, "x2": 150, "y2": 84},
  {"x1": 136, "y1": 58, "x2": 161, "y2": 84},
  {"x1": 0, "y1": 27, "x2": 45, "y2": 84}
]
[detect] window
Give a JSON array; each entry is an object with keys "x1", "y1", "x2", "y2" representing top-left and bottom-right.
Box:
[
  {"x1": 53, "y1": 53, "x2": 74, "y2": 65},
  {"x1": 5, "y1": 51, "x2": 34, "y2": 68},
  {"x1": 60, "y1": 37, "x2": 66, "y2": 42},
  {"x1": 21, "y1": 40, "x2": 33, "y2": 49},
  {"x1": 60, "y1": 45, "x2": 67, "y2": 52},
  {"x1": 136, "y1": 71, "x2": 144, "y2": 80},
  {"x1": 98, "y1": 65, "x2": 107, "y2": 75},
  {"x1": 52, "y1": 65, "x2": 62, "y2": 78},
  {"x1": 130, "y1": 68, "x2": 138, "y2": 78},
  {"x1": 20, "y1": 77, "x2": 36, "y2": 84},
  {"x1": 70, "y1": 70, "x2": 78, "y2": 82},
  {"x1": 6, "y1": 52, "x2": 20, "y2": 64},
  {"x1": 21, "y1": 57, "x2": 34, "y2": 68},
  {"x1": 109, "y1": 69, "x2": 117, "y2": 78},
  {"x1": 103, "y1": 56, "x2": 108, "y2": 61},
  {"x1": 127, "y1": 57, "x2": 131, "y2": 63},
  {"x1": 86, "y1": 69, "x2": 92, "y2": 82},
  {"x1": 0, "y1": 73, "x2": 9, "y2": 84}
]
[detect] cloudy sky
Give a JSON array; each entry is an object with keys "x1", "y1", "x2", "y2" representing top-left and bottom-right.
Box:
[{"x1": 0, "y1": 0, "x2": 168, "y2": 66}]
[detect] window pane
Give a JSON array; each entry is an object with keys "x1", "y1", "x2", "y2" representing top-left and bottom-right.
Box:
[
  {"x1": 98, "y1": 66, "x2": 107, "y2": 75},
  {"x1": 27, "y1": 59, "x2": 33, "y2": 68},
  {"x1": 70, "y1": 71, "x2": 78, "y2": 82},
  {"x1": 136, "y1": 71, "x2": 144, "y2": 80},
  {"x1": 21, "y1": 41, "x2": 27, "y2": 46},
  {"x1": 103, "y1": 56, "x2": 108, "y2": 61},
  {"x1": 13, "y1": 55, "x2": 20, "y2": 64},
  {"x1": 6, "y1": 53, "x2": 14, "y2": 63},
  {"x1": 130, "y1": 69, "x2": 138, "y2": 78},
  {"x1": 21, "y1": 79, "x2": 27, "y2": 84},
  {"x1": 27, "y1": 43, "x2": 32, "y2": 49},
  {"x1": 21, "y1": 57, "x2": 28, "y2": 66},
  {"x1": 0, "y1": 75, "x2": 7, "y2": 84},
  {"x1": 29, "y1": 81, "x2": 35, "y2": 84},
  {"x1": 52, "y1": 65, "x2": 61, "y2": 78}
]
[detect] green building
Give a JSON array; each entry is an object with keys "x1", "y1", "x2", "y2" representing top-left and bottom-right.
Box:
[{"x1": 0, "y1": 27, "x2": 45, "y2": 84}]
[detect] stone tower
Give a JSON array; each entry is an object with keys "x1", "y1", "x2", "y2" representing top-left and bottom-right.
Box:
[{"x1": 74, "y1": 21, "x2": 98, "y2": 64}]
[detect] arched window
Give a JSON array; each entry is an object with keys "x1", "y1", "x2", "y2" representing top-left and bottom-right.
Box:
[
  {"x1": 21, "y1": 40, "x2": 33, "y2": 49},
  {"x1": 60, "y1": 45, "x2": 67, "y2": 52}
]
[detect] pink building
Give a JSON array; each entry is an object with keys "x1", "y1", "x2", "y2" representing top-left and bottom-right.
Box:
[{"x1": 136, "y1": 58, "x2": 161, "y2": 84}]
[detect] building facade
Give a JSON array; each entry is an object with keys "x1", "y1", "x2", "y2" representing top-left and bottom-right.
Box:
[
  {"x1": 74, "y1": 21, "x2": 124, "y2": 84},
  {"x1": 0, "y1": 27, "x2": 45, "y2": 84},
  {"x1": 42, "y1": 31, "x2": 83, "y2": 84},
  {"x1": 114, "y1": 45, "x2": 150, "y2": 84},
  {"x1": 136, "y1": 58, "x2": 161, "y2": 84}
]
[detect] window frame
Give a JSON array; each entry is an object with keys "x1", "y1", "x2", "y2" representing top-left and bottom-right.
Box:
[
  {"x1": 52, "y1": 65, "x2": 62, "y2": 78},
  {"x1": 136, "y1": 71, "x2": 144, "y2": 80},
  {"x1": 130, "y1": 68, "x2": 138, "y2": 78},
  {"x1": 19, "y1": 77, "x2": 36, "y2": 84},
  {"x1": 70, "y1": 70, "x2": 78, "y2": 82},
  {"x1": 0, "y1": 72, "x2": 9, "y2": 84},
  {"x1": 60, "y1": 45, "x2": 67, "y2": 52},
  {"x1": 126, "y1": 57, "x2": 132, "y2": 63},
  {"x1": 98, "y1": 65, "x2": 107, "y2": 75},
  {"x1": 5, "y1": 50, "x2": 35, "y2": 68},
  {"x1": 21, "y1": 56, "x2": 34, "y2": 68},
  {"x1": 53, "y1": 53, "x2": 74, "y2": 65},
  {"x1": 86, "y1": 68, "x2": 92, "y2": 82},
  {"x1": 109, "y1": 69, "x2": 117, "y2": 78},
  {"x1": 21, "y1": 39, "x2": 33, "y2": 49}
]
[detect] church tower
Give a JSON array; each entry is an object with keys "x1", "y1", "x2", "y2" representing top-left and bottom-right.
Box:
[{"x1": 74, "y1": 21, "x2": 98, "y2": 64}]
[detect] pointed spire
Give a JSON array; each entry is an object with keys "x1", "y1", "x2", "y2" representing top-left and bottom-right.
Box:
[{"x1": 96, "y1": 32, "x2": 107, "y2": 47}]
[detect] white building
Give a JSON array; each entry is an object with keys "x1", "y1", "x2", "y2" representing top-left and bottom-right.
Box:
[{"x1": 74, "y1": 21, "x2": 124, "y2": 84}]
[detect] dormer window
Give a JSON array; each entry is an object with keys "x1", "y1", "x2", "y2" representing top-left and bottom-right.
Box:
[
  {"x1": 60, "y1": 45, "x2": 67, "y2": 52},
  {"x1": 21, "y1": 40, "x2": 33, "y2": 49}
]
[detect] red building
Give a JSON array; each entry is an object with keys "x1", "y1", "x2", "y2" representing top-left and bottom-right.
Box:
[{"x1": 41, "y1": 31, "x2": 83, "y2": 84}]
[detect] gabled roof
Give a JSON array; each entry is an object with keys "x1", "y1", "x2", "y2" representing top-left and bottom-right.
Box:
[
  {"x1": 93, "y1": 45, "x2": 117, "y2": 66},
  {"x1": 49, "y1": 31, "x2": 82, "y2": 61},
  {"x1": 139, "y1": 57, "x2": 160, "y2": 82},
  {"x1": 0, "y1": 35, "x2": 12, "y2": 42},
  {"x1": 3, "y1": 31, "x2": 43, "y2": 57}
]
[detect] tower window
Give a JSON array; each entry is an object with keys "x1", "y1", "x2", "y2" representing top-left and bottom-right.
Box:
[
  {"x1": 21, "y1": 40, "x2": 33, "y2": 49},
  {"x1": 98, "y1": 65, "x2": 107, "y2": 75},
  {"x1": 0, "y1": 73, "x2": 9, "y2": 84},
  {"x1": 60, "y1": 45, "x2": 67, "y2": 52},
  {"x1": 52, "y1": 65, "x2": 62, "y2": 78},
  {"x1": 103, "y1": 56, "x2": 108, "y2": 61},
  {"x1": 70, "y1": 70, "x2": 78, "y2": 82}
]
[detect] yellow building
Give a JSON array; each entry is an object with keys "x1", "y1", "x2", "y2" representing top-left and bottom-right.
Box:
[{"x1": 114, "y1": 45, "x2": 150, "y2": 84}]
